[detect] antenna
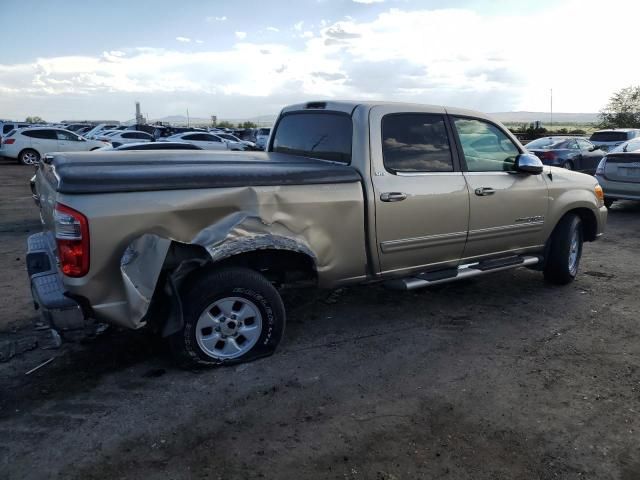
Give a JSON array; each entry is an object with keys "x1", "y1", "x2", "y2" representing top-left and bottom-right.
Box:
[{"x1": 550, "y1": 88, "x2": 553, "y2": 131}]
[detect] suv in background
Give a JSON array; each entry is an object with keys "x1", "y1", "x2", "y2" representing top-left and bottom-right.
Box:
[
  {"x1": 589, "y1": 129, "x2": 640, "y2": 152},
  {"x1": 0, "y1": 127, "x2": 106, "y2": 164},
  {"x1": 0, "y1": 121, "x2": 30, "y2": 143}
]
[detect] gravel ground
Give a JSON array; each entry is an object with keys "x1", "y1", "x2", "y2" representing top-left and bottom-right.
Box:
[{"x1": 1, "y1": 157, "x2": 639, "y2": 480}]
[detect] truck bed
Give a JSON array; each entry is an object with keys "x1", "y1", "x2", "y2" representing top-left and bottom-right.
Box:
[{"x1": 45, "y1": 151, "x2": 362, "y2": 194}]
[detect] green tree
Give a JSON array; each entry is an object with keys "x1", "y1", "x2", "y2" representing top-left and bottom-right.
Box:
[
  {"x1": 599, "y1": 86, "x2": 640, "y2": 128},
  {"x1": 238, "y1": 121, "x2": 257, "y2": 129},
  {"x1": 25, "y1": 116, "x2": 45, "y2": 124},
  {"x1": 216, "y1": 120, "x2": 235, "y2": 128}
]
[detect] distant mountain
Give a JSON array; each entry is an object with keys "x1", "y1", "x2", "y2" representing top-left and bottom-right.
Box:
[{"x1": 491, "y1": 111, "x2": 599, "y2": 124}]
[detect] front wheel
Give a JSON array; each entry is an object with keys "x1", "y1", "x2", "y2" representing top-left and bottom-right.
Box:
[
  {"x1": 169, "y1": 267, "x2": 286, "y2": 368},
  {"x1": 544, "y1": 214, "x2": 583, "y2": 285}
]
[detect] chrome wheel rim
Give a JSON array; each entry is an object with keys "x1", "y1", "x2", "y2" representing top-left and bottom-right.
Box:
[
  {"x1": 22, "y1": 152, "x2": 38, "y2": 164},
  {"x1": 568, "y1": 227, "x2": 580, "y2": 274},
  {"x1": 195, "y1": 296, "x2": 262, "y2": 360}
]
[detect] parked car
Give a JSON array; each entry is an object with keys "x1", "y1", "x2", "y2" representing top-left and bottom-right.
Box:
[
  {"x1": 589, "y1": 129, "x2": 640, "y2": 152},
  {"x1": 0, "y1": 127, "x2": 106, "y2": 164},
  {"x1": 525, "y1": 136, "x2": 605, "y2": 174},
  {"x1": 97, "y1": 141, "x2": 203, "y2": 151},
  {"x1": 83, "y1": 123, "x2": 120, "y2": 139},
  {"x1": 161, "y1": 132, "x2": 228, "y2": 150},
  {"x1": 595, "y1": 150, "x2": 640, "y2": 208},
  {"x1": 0, "y1": 122, "x2": 30, "y2": 143},
  {"x1": 213, "y1": 133, "x2": 253, "y2": 150},
  {"x1": 255, "y1": 127, "x2": 271, "y2": 150},
  {"x1": 63, "y1": 124, "x2": 94, "y2": 133},
  {"x1": 27, "y1": 100, "x2": 606, "y2": 367},
  {"x1": 100, "y1": 131, "x2": 154, "y2": 148}
]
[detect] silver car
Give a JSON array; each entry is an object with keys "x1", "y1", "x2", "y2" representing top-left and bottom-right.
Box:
[{"x1": 595, "y1": 141, "x2": 640, "y2": 208}]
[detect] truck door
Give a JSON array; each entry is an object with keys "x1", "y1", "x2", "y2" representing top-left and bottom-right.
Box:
[
  {"x1": 369, "y1": 106, "x2": 470, "y2": 275},
  {"x1": 449, "y1": 115, "x2": 549, "y2": 260}
]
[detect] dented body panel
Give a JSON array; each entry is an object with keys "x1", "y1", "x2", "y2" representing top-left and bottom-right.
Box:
[{"x1": 53, "y1": 181, "x2": 366, "y2": 328}]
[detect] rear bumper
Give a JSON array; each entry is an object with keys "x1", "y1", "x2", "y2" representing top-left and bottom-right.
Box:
[
  {"x1": 26, "y1": 232, "x2": 87, "y2": 330},
  {"x1": 596, "y1": 174, "x2": 640, "y2": 200}
]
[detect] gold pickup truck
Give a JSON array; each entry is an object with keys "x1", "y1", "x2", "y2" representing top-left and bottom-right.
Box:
[{"x1": 27, "y1": 101, "x2": 607, "y2": 367}]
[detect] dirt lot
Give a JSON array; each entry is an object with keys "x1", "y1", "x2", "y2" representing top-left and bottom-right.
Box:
[{"x1": 1, "y1": 157, "x2": 639, "y2": 480}]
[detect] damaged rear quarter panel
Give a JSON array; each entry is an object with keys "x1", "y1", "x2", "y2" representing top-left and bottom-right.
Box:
[{"x1": 60, "y1": 183, "x2": 367, "y2": 329}]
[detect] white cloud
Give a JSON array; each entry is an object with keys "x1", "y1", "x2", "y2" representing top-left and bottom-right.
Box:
[
  {"x1": 175, "y1": 36, "x2": 191, "y2": 43},
  {"x1": 300, "y1": 31, "x2": 314, "y2": 38},
  {"x1": 1, "y1": 0, "x2": 639, "y2": 120},
  {"x1": 293, "y1": 21, "x2": 304, "y2": 31},
  {"x1": 195, "y1": 40, "x2": 204, "y2": 44},
  {"x1": 352, "y1": 0, "x2": 384, "y2": 3},
  {"x1": 267, "y1": 26, "x2": 280, "y2": 32},
  {"x1": 206, "y1": 16, "x2": 227, "y2": 22}
]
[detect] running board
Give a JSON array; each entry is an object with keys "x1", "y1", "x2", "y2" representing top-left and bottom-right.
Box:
[{"x1": 385, "y1": 255, "x2": 540, "y2": 291}]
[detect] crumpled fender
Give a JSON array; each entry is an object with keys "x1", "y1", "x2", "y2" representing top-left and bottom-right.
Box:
[{"x1": 119, "y1": 213, "x2": 317, "y2": 329}]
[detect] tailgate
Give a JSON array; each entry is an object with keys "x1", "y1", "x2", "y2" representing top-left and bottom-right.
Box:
[
  {"x1": 34, "y1": 162, "x2": 60, "y2": 233},
  {"x1": 604, "y1": 154, "x2": 640, "y2": 183}
]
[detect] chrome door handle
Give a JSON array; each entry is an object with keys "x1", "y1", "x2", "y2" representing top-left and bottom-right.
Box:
[
  {"x1": 474, "y1": 187, "x2": 496, "y2": 196},
  {"x1": 380, "y1": 192, "x2": 407, "y2": 202}
]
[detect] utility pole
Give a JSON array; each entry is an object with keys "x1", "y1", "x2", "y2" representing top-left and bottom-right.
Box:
[{"x1": 187, "y1": 109, "x2": 190, "y2": 127}]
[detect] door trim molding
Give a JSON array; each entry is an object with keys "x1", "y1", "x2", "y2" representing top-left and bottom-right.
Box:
[{"x1": 380, "y1": 230, "x2": 468, "y2": 253}]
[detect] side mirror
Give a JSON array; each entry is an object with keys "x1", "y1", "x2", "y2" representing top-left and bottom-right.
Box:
[{"x1": 515, "y1": 153, "x2": 543, "y2": 174}]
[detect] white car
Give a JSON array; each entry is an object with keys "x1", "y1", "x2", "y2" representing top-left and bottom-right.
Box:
[
  {"x1": 589, "y1": 129, "x2": 640, "y2": 152},
  {"x1": 213, "y1": 133, "x2": 252, "y2": 151},
  {"x1": 162, "y1": 132, "x2": 228, "y2": 150},
  {"x1": 100, "y1": 131, "x2": 154, "y2": 147},
  {"x1": 255, "y1": 127, "x2": 271, "y2": 150},
  {"x1": 83, "y1": 123, "x2": 120, "y2": 139},
  {"x1": 0, "y1": 127, "x2": 106, "y2": 164}
]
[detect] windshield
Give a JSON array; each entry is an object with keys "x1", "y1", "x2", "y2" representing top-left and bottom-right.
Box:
[
  {"x1": 272, "y1": 112, "x2": 352, "y2": 164},
  {"x1": 525, "y1": 137, "x2": 569, "y2": 149},
  {"x1": 590, "y1": 131, "x2": 628, "y2": 142}
]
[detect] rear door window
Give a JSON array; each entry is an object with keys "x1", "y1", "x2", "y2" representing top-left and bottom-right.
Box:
[
  {"x1": 272, "y1": 112, "x2": 352, "y2": 163},
  {"x1": 381, "y1": 113, "x2": 454, "y2": 173},
  {"x1": 23, "y1": 129, "x2": 57, "y2": 140}
]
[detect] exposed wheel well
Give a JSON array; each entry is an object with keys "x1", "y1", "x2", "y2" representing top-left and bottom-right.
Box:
[{"x1": 565, "y1": 208, "x2": 597, "y2": 241}]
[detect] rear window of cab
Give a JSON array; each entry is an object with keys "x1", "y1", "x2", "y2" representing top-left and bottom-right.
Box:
[{"x1": 271, "y1": 112, "x2": 352, "y2": 164}]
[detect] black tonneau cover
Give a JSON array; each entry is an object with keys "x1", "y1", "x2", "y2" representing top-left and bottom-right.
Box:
[{"x1": 47, "y1": 151, "x2": 361, "y2": 194}]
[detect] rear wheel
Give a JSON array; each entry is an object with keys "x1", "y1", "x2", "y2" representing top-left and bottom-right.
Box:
[
  {"x1": 544, "y1": 214, "x2": 583, "y2": 285},
  {"x1": 562, "y1": 161, "x2": 573, "y2": 170},
  {"x1": 169, "y1": 267, "x2": 286, "y2": 368},
  {"x1": 19, "y1": 149, "x2": 40, "y2": 165}
]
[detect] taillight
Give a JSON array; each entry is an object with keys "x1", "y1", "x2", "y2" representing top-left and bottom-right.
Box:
[
  {"x1": 541, "y1": 151, "x2": 556, "y2": 161},
  {"x1": 54, "y1": 203, "x2": 89, "y2": 277},
  {"x1": 595, "y1": 158, "x2": 606, "y2": 175},
  {"x1": 3, "y1": 138, "x2": 15, "y2": 145}
]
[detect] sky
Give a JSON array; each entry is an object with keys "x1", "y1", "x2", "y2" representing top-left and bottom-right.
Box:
[{"x1": 1, "y1": 0, "x2": 639, "y2": 122}]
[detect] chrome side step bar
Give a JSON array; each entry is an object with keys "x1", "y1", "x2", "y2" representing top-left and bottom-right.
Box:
[{"x1": 385, "y1": 255, "x2": 540, "y2": 291}]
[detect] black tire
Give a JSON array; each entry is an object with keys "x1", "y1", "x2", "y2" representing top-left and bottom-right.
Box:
[
  {"x1": 169, "y1": 267, "x2": 285, "y2": 368},
  {"x1": 543, "y1": 214, "x2": 583, "y2": 285},
  {"x1": 19, "y1": 149, "x2": 40, "y2": 165},
  {"x1": 562, "y1": 161, "x2": 573, "y2": 170},
  {"x1": 604, "y1": 198, "x2": 615, "y2": 209}
]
